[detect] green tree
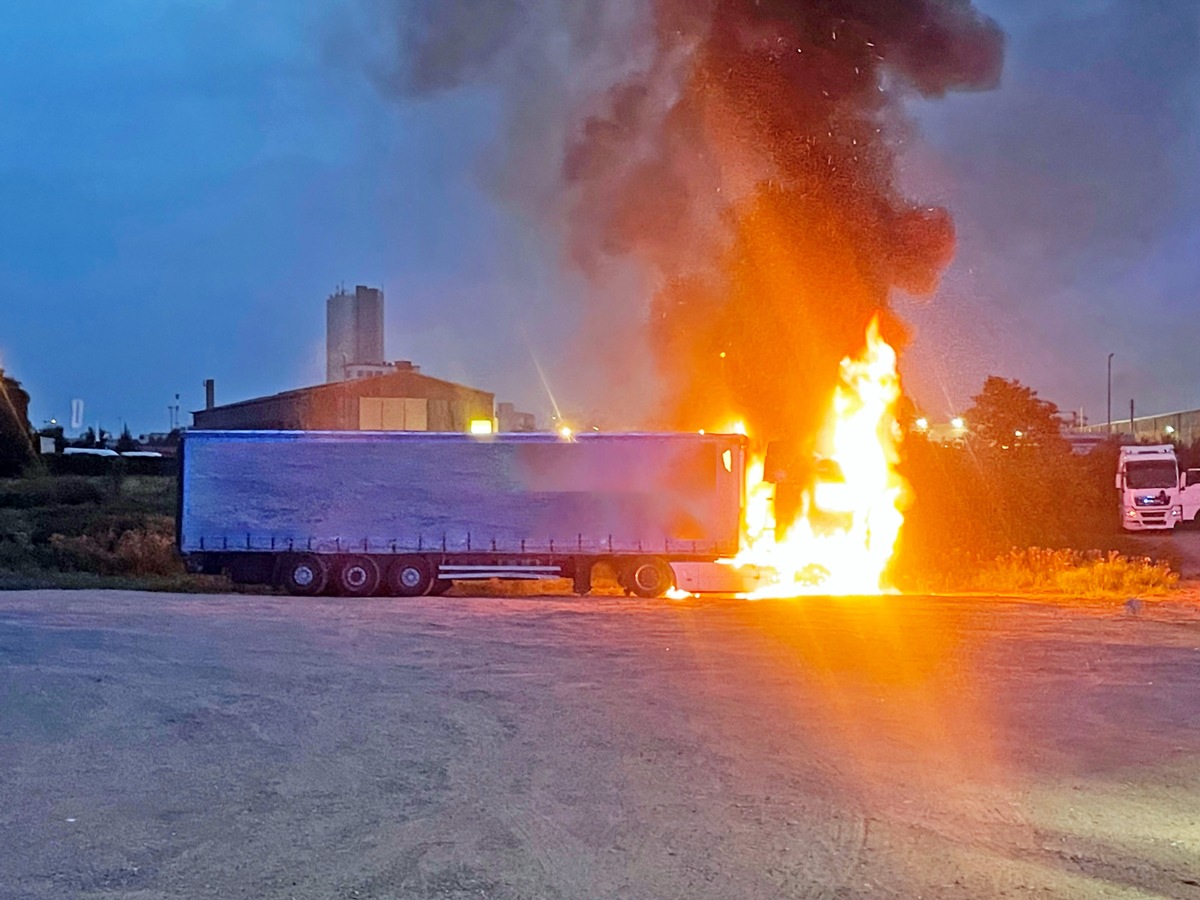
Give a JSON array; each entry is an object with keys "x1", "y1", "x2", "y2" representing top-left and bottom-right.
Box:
[
  {"x1": 0, "y1": 368, "x2": 34, "y2": 477},
  {"x1": 963, "y1": 376, "x2": 1066, "y2": 450},
  {"x1": 115, "y1": 425, "x2": 139, "y2": 453}
]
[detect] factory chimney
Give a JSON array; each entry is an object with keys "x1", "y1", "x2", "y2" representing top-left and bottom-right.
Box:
[{"x1": 204, "y1": 379, "x2": 215, "y2": 411}]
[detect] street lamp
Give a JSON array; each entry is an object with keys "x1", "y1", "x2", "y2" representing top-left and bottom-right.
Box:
[{"x1": 1106, "y1": 353, "x2": 1114, "y2": 434}]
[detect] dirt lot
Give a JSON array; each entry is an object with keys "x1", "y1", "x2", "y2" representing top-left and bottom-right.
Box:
[
  {"x1": 1137, "y1": 529, "x2": 1200, "y2": 580},
  {"x1": 3, "y1": 588, "x2": 1200, "y2": 900}
]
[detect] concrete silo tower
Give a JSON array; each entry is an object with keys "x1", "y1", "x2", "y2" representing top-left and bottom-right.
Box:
[{"x1": 326, "y1": 285, "x2": 385, "y2": 383}]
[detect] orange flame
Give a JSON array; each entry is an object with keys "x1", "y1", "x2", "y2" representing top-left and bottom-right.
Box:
[{"x1": 728, "y1": 316, "x2": 907, "y2": 596}]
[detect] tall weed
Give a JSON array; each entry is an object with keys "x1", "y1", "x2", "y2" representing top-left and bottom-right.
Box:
[
  {"x1": 48, "y1": 515, "x2": 181, "y2": 577},
  {"x1": 967, "y1": 548, "x2": 1176, "y2": 597}
]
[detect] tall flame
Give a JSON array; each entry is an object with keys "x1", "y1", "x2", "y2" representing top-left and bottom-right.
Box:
[{"x1": 729, "y1": 316, "x2": 907, "y2": 596}]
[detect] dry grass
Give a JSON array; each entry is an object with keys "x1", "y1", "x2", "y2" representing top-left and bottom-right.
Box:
[
  {"x1": 48, "y1": 514, "x2": 180, "y2": 577},
  {"x1": 0, "y1": 475, "x2": 212, "y2": 590},
  {"x1": 966, "y1": 548, "x2": 1179, "y2": 598}
]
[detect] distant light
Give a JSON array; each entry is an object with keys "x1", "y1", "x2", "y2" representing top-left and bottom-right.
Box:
[
  {"x1": 469, "y1": 419, "x2": 494, "y2": 435},
  {"x1": 951, "y1": 417, "x2": 965, "y2": 430},
  {"x1": 698, "y1": 429, "x2": 706, "y2": 435},
  {"x1": 1165, "y1": 425, "x2": 1176, "y2": 434},
  {"x1": 559, "y1": 426, "x2": 573, "y2": 439},
  {"x1": 1014, "y1": 430, "x2": 1024, "y2": 438},
  {"x1": 914, "y1": 417, "x2": 929, "y2": 431},
  {"x1": 733, "y1": 422, "x2": 747, "y2": 436},
  {"x1": 719, "y1": 351, "x2": 727, "y2": 359}
]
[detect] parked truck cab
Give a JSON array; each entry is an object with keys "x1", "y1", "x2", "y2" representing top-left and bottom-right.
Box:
[{"x1": 1116, "y1": 445, "x2": 1183, "y2": 531}]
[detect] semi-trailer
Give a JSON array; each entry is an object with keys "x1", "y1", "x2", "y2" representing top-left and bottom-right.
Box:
[{"x1": 178, "y1": 429, "x2": 748, "y2": 597}]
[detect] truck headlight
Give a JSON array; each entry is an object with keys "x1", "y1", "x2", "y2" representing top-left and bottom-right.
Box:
[
  {"x1": 1125, "y1": 508, "x2": 1139, "y2": 518},
  {"x1": 1173, "y1": 506, "x2": 1183, "y2": 518}
]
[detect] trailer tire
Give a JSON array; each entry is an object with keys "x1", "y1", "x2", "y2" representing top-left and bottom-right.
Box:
[
  {"x1": 280, "y1": 554, "x2": 329, "y2": 597},
  {"x1": 627, "y1": 556, "x2": 674, "y2": 599},
  {"x1": 334, "y1": 555, "x2": 381, "y2": 597},
  {"x1": 386, "y1": 555, "x2": 434, "y2": 597}
]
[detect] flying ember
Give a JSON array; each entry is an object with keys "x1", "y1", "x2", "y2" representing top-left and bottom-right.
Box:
[{"x1": 727, "y1": 316, "x2": 907, "y2": 597}]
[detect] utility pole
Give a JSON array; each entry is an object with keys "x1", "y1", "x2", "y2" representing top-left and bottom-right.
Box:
[{"x1": 1106, "y1": 352, "x2": 1114, "y2": 434}]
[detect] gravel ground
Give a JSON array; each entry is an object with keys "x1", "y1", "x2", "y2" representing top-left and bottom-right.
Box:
[
  {"x1": 3, "y1": 588, "x2": 1200, "y2": 899},
  {"x1": 1137, "y1": 528, "x2": 1200, "y2": 579}
]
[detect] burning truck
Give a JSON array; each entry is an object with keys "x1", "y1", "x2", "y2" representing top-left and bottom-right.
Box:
[{"x1": 178, "y1": 320, "x2": 908, "y2": 599}]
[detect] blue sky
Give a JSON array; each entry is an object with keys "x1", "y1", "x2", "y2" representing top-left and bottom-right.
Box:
[
  {"x1": 2, "y1": 0, "x2": 1197, "y2": 433},
  {"x1": 901, "y1": 0, "x2": 1200, "y2": 425},
  {"x1": 1, "y1": 1, "x2": 570, "y2": 433}
]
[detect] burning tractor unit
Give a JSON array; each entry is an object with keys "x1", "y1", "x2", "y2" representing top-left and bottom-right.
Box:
[{"x1": 718, "y1": 317, "x2": 909, "y2": 598}]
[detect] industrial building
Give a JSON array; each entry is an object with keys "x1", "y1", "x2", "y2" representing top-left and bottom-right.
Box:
[
  {"x1": 496, "y1": 402, "x2": 537, "y2": 433},
  {"x1": 326, "y1": 285, "x2": 385, "y2": 383},
  {"x1": 192, "y1": 363, "x2": 494, "y2": 432},
  {"x1": 192, "y1": 283, "x2": 542, "y2": 434},
  {"x1": 1078, "y1": 407, "x2": 1200, "y2": 446}
]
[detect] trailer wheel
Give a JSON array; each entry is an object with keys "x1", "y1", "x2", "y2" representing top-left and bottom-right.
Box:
[
  {"x1": 280, "y1": 554, "x2": 329, "y2": 597},
  {"x1": 334, "y1": 555, "x2": 381, "y2": 597},
  {"x1": 386, "y1": 555, "x2": 434, "y2": 597},
  {"x1": 627, "y1": 557, "x2": 674, "y2": 599}
]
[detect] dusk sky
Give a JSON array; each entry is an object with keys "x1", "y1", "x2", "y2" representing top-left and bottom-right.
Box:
[{"x1": 2, "y1": 0, "x2": 1197, "y2": 434}]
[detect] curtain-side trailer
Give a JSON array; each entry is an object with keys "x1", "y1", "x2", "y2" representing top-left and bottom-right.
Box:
[{"x1": 178, "y1": 430, "x2": 747, "y2": 597}]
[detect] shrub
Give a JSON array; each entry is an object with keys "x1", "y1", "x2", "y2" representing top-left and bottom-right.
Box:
[
  {"x1": 0, "y1": 476, "x2": 105, "y2": 509},
  {"x1": 893, "y1": 436, "x2": 1148, "y2": 587},
  {"x1": 966, "y1": 548, "x2": 1177, "y2": 597},
  {"x1": 0, "y1": 533, "x2": 36, "y2": 572},
  {"x1": 49, "y1": 515, "x2": 182, "y2": 577}
]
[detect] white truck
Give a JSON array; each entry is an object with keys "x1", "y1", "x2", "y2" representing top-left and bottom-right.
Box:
[{"x1": 1115, "y1": 444, "x2": 1200, "y2": 531}]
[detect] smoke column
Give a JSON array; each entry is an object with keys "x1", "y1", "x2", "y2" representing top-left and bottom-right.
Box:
[{"x1": 357, "y1": 0, "x2": 1004, "y2": 437}]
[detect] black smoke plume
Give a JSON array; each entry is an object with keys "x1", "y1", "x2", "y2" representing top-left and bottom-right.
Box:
[{"x1": 357, "y1": 0, "x2": 1004, "y2": 438}]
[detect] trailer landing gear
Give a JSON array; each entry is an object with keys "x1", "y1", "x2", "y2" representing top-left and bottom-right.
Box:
[{"x1": 572, "y1": 560, "x2": 593, "y2": 596}]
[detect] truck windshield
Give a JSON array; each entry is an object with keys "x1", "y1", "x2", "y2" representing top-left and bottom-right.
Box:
[{"x1": 1125, "y1": 460, "x2": 1178, "y2": 489}]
